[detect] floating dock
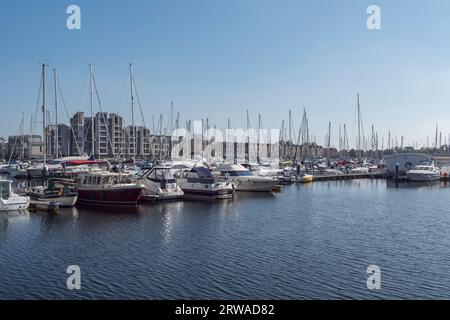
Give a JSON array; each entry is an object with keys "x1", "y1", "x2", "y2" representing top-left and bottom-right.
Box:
[{"x1": 309, "y1": 172, "x2": 385, "y2": 181}]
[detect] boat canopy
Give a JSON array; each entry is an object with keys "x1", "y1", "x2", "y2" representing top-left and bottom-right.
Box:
[
  {"x1": 191, "y1": 167, "x2": 214, "y2": 179},
  {"x1": 145, "y1": 167, "x2": 176, "y2": 182}
]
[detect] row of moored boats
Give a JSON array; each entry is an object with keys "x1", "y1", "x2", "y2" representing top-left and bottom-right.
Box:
[{"x1": 0, "y1": 160, "x2": 314, "y2": 212}]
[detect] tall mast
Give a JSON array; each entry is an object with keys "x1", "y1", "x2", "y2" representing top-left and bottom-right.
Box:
[
  {"x1": 201, "y1": 118, "x2": 205, "y2": 159},
  {"x1": 288, "y1": 110, "x2": 292, "y2": 141},
  {"x1": 327, "y1": 121, "x2": 331, "y2": 164},
  {"x1": 20, "y1": 113, "x2": 24, "y2": 160},
  {"x1": 435, "y1": 124, "x2": 438, "y2": 149},
  {"x1": 129, "y1": 63, "x2": 136, "y2": 159},
  {"x1": 343, "y1": 124, "x2": 348, "y2": 150},
  {"x1": 258, "y1": 114, "x2": 261, "y2": 162},
  {"x1": 159, "y1": 114, "x2": 163, "y2": 160},
  {"x1": 388, "y1": 131, "x2": 391, "y2": 150},
  {"x1": 357, "y1": 93, "x2": 361, "y2": 159},
  {"x1": 89, "y1": 64, "x2": 94, "y2": 157},
  {"x1": 170, "y1": 101, "x2": 174, "y2": 133},
  {"x1": 42, "y1": 64, "x2": 47, "y2": 166},
  {"x1": 53, "y1": 68, "x2": 58, "y2": 158}
]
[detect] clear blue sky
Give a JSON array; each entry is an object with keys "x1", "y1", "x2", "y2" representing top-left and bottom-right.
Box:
[{"x1": 1, "y1": 0, "x2": 450, "y2": 148}]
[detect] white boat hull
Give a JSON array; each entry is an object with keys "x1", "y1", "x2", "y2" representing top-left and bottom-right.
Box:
[
  {"x1": 231, "y1": 178, "x2": 279, "y2": 192},
  {"x1": 30, "y1": 195, "x2": 78, "y2": 207},
  {"x1": 406, "y1": 172, "x2": 441, "y2": 182},
  {"x1": 141, "y1": 188, "x2": 183, "y2": 201},
  {"x1": 0, "y1": 196, "x2": 30, "y2": 212}
]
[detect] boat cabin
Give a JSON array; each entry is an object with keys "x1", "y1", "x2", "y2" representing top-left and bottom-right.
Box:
[
  {"x1": 139, "y1": 167, "x2": 176, "y2": 183},
  {"x1": 0, "y1": 180, "x2": 11, "y2": 200},
  {"x1": 78, "y1": 172, "x2": 130, "y2": 188},
  {"x1": 174, "y1": 167, "x2": 215, "y2": 184}
]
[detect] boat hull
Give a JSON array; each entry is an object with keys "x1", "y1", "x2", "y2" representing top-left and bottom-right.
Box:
[
  {"x1": 182, "y1": 188, "x2": 234, "y2": 200},
  {"x1": 0, "y1": 197, "x2": 30, "y2": 212},
  {"x1": 29, "y1": 194, "x2": 78, "y2": 207},
  {"x1": 77, "y1": 187, "x2": 142, "y2": 205},
  {"x1": 141, "y1": 189, "x2": 183, "y2": 201},
  {"x1": 406, "y1": 172, "x2": 441, "y2": 182},
  {"x1": 232, "y1": 178, "x2": 279, "y2": 192},
  {"x1": 300, "y1": 175, "x2": 314, "y2": 183},
  {"x1": 27, "y1": 168, "x2": 44, "y2": 179}
]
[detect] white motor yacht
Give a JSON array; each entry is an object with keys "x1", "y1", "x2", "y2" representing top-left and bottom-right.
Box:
[
  {"x1": 406, "y1": 163, "x2": 441, "y2": 182},
  {"x1": 0, "y1": 180, "x2": 30, "y2": 211},
  {"x1": 173, "y1": 166, "x2": 234, "y2": 200},
  {"x1": 217, "y1": 163, "x2": 279, "y2": 192},
  {"x1": 135, "y1": 166, "x2": 184, "y2": 200}
]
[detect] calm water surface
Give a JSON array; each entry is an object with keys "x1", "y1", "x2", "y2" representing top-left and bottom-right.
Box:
[{"x1": 1, "y1": 177, "x2": 450, "y2": 299}]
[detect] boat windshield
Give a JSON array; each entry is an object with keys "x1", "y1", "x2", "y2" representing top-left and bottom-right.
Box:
[
  {"x1": 148, "y1": 168, "x2": 174, "y2": 181},
  {"x1": 0, "y1": 181, "x2": 11, "y2": 200},
  {"x1": 415, "y1": 166, "x2": 434, "y2": 171}
]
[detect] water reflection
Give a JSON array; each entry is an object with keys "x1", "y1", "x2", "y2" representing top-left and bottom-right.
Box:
[
  {"x1": 0, "y1": 211, "x2": 30, "y2": 241},
  {"x1": 4, "y1": 179, "x2": 450, "y2": 299},
  {"x1": 386, "y1": 180, "x2": 446, "y2": 189}
]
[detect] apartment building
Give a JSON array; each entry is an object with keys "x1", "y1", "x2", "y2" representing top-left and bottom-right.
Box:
[{"x1": 108, "y1": 113, "x2": 123, "y2": 157}]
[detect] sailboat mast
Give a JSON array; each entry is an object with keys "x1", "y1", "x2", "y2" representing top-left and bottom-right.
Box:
[
  {"x1": 20, "y1": 113, "x2": 24, "y2": 159},
  {"x1": 42, "y1": 64, "x2": 47, "y2": 166},
  {"x1": 327, "y1": 121, "x2": 331, "y2": 164},
  {"x1": 170, "y1": 101, "x2": 174, "y2": 133},
  {"x1": 288, "y1": 110, "x2": 292, "y2": 141},
  {"x1": 129, "y1": 63, "x2": 136, "y2": 159},
  {"x1": 357, "y1": 93, "x2": 361, "y2": 159},
  {"x1": 54, "y1": 68, "x2": 58, "y2": 158},
  {"x1": 89, "y1": 64, "x2": 94, "y2": 157}
]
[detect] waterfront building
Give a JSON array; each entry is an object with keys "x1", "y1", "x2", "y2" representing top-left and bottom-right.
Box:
[
  {"x1": 124, "y1": 125, "x2": 138, "y2": 158},
  {"x1": 46, "y1": 124, "x2": 71, "y2": 157},
  {"x1": 7, "y1": 135, "x2": 43, "y2": 159},
  {"x1": 137, "y1": 126, "x2": 151, "y2": 158},
  {"x1": 150, "y1": 135, "x2": 171, "y2": 160},
  {"x1": 108, "y1": 113, "x2": 124, "y2": 157},
  {"x1": 94, "y1": 112, "x2": 109, "y2": 158},
  {"x1": 384, "y1": 153, "x2": 432, "y2": 176},
  {"x1": 124, "y1": 125, "x2": 151, "y2": 159},
  {"x1": 0, "y1": 137, "x2": 6, "y2": 160},
  {"x1": 70, "y1": 112, "x2": 86, "y2": 156}
]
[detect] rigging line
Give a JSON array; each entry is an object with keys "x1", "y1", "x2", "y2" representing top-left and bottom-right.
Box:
[
  {"x1": 115, "y1": 69, "x2": 129, "y2": 121},
  {"x1": 31, "y1": 73, "x2": 43, "y2": 137},
  {"x1": 8, "y1": 119, "x2": 23, "y2": 164},
  {"x1": 91, "y1": 74, "x2": 115, "y2": 157},
  {"x1": 132, "y1": 75, "x2": 146, "y2": 128},
  {"x1": 57, "y1": 78, "x2": 82, "y2": 156},
  {"x1": 75, "y1": 70, "x2": 89, "y2": 111}
]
